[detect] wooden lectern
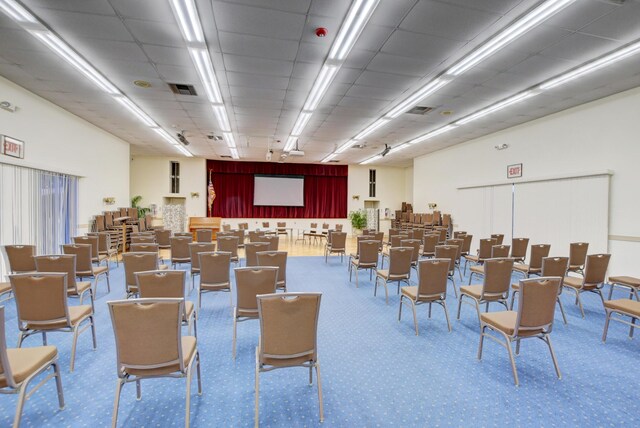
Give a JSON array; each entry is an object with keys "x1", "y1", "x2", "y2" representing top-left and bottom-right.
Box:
[{"x1": 188, "y1": 217, "x2": 222, "y2": 240}]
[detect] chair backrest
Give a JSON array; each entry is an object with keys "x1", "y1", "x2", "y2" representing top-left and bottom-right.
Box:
[
  {"x1": 433, "y1": 211, "x2": 441, "y2": 224},
  {"x1": 256, "y1": 251, "x2": 287, "y2": 284},
  {"x1": 510, "y1": 238, "x2": 529, "y2": 259},
  {"x1": 390, "y1": 235, "x2": 408, "y2": 247},
  {"x1": 189, "y1": 242, "x2": 216, "y2": 270},
  {"x1": 129, "y1": 243, "x2": 160, "y2": 253},
  {"x1": 453, "y1": 231, "x2": 466, "y2": 238},
  {"x1": 445, "y1": 238, "x2": 463, "y2": 259},
  {"x1": 234, "y1": 267, "x2": 278, "y2": 312},
  {"x1": 491, "y1": 245, "x2": 510, "y2": 258},
  {"x1": 245, "y1": 242, "x2": 271, "y2": 267},
  {"x1": 583, "y1": 254, "x2": 611, "y2": 285},
  {"x1": 196, "y1": 229, "x2": 213, "y2": 242},
  {"x1": 10, "y1": 273, "x2": 70, "y2": 329},
  {"x1": 222, "y1": 224, "x2": 231, "y2": 231},
  {"x1": 435, "y1": 245, "x2": 458, "y2": 274},
  {"x1": 131, "y1": 235, "x2": 155, "y2": 244},
  {"x1": 529, "y1": 244, "x2": 551, "y2": 269},
  {"x1": 330, "y1": 232, "x2": 347, "y2": 250},
  {"x1": 94, "y1": 231, "x2": 114, "y2": 252},
  {"x1": 62, "y1": 244, "x2": 93, "y2": 273},
  {"x1": 34, "y1": 254, "x2": 80, "y2": 290},
  {"x1": 481, "y1": 258, "x2": 515, "y2": 296},
  {"x1": 233, "y1": 229, "x2": 245, "y2": 244},
  {"x1": 277, "y1": 222, "x2": 286, "y2": 229},
  {"x1": 388, "y1": 247, "x2": 413, "y2": 276},
  {"x1": 0, "y1": 306, "x2": 15, "y2": 387},
  {"x1": 104, "y1": 211, "x2": 114, "y2": 227},
  {"x1": 358, "y1": 241, "x2": 379, "y2": 265},
  {"x1": 171, "y1": 236, "x2": 193, "y2": 260},
  {"x1": 174, "y1": 232, "x2": 193, "y2": 237},
  {"x1": 74, "y1": 235, "x2": 100, "y2": 259},
  {"x1": 248, "y1": 231, "x2": 265, "y2": 242},
  {"x1": 136, "y1": 270, "x2": 186, "y2": 299},
  {"x1": 94, "y1": 214, "x2": 106, "y2": 231},
  {"x1": 264, "y1": 235, "x2": 279, "y2": 251},
  {"x1": 238, "y1": 222, "x2": 249, "y2": 230},
  {"x1": 216, "y1": 231, "x2": 235, "y2": 239},
  {"x1": 478, "y1": 238, "x2": 497, "y2": 259},
  {"x1": 400, "y1": 239, "x2": 421, "y2": 263},
  {"x1": 155, "y1": 229, "x2": 172, "y2": 246},
  {"x1": 569, "y1": 242, "x2": 589, "y2": 267},
  {"x1": 199, "y1": 252, "x2": 231, "y2": 285},
  {"x1": 422, "y1": 234, "x2": 439, "y2": 254},
  {"x1": 138, "y1": 216, "x2": 148, "y2": 232},
  {"x1": 122, "y1": 252, "x2": 160, "y2": 287},
  {"x1": 442, "y1": 214, "x2": 451, "y2": 227},
  {"x1": 128, "y1": 207, "x2": 138, "y2": 219},
  {"x1": 335, "y1": 224, "x2": 343, "y2": 231},
  {"x1": 516, "y1": 277, "x2": 562, "y2": 335},
  {"x1": 108, "y1": 298, "x2": 185, "y2": 375},
  {"x1": 437, "y1": 228, "x2": 447, "y2": 243},
  {"x1": 262, "y1": 222, "x2": 270, "y2": 228},
  {"x1": 217, "y1": 236, "x2": 239, "y2": 258},
  {"x1": 388, "y1": 228, "x2": 400, "y2": 238},
  {"x1": 490, "y1": 234, "x2": 504, "y2": 245},
  {"x1": 309, "y1": 223, "x2": 318, "y2": 232},
  {"x1": 257, "y1": 292, "x2": 321, "y2": 362},
  {"x1": 322, "y1": 223, "x2": 330, "y2": 232},
  {"x1": 541, "y1": 256, "x2": 569, "y2": 279},
  {"x1": 145, "y1": 213, "x2": 153, "y2": 227},
  {"x1": 461, "y1": 234, "x2": 473, "y2": 254},
  {"x1": 417, "y1": 259, "x2": 450, "y2": 298}
]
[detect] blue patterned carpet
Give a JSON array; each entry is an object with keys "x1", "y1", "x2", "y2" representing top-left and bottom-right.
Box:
[{"x1": 1, "y1": 256, "x2": 639, "y2": 427}]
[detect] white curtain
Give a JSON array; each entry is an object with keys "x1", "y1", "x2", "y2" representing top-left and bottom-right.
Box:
[{"x1": 0, "y1": 163, "x2": 78, "y2": 279}]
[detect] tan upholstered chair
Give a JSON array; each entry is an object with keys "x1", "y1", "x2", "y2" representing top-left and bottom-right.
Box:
[
  {"x1": 436, "y1": 228, "x2": 448, "y2": 244},
  {"x1": 460, "y1": 234, "x2": 473, "y2": 257},
  {"x1": 89, "y1": 231, "x2": 119, "y2": 267},
  {"x1": 222, "y1": 224, "x2": 231, "y2": 232},
  {"x1": 602, "y1": 298, "x2": 640, "y2": 342},
  {"x1": 198, "y1": 252, "x2": 232, "y2": 308},
  {"x1": 510, "y1": 238, "x2": 529, "y2": 263},
  {"x1": 562, "y1": 253, "x2": 610, "y2": 318},
  {"x1": 155, "y1": 229, "x2": 172, "y2": 250},
  {"x1": 348, "y1": 235, "x2": 374, "y2": 264},
  {"x1": 453, "y1": 231, "x2": 467, "y2": 239},
  {"x1": 607, "y1": 275, "x2": 640, "y2": 301},
  {"x1": 248, "y1": 231, "x2": 266, "y2": 243},
  {"x1": 435, "y1": 245, "x2": 459, "y2": 298},
  {"x1": 244, "y1": 242, "x2": 270, "y2": 267},
  {"x1": 34, "y1": 255, "x2": 95, "y2": 311},
  {"x1": 2, "y1": 245, "x2": 37, "y2": 274},
  {"x1": 171, "y1": 236, "x2": 193, "y2": 268},
  {"x1": 399, "y1": 259, "x2": 452, "y2": 335},
  {"x1": 457, "y1": 258, "x2": 514, "y2": 323},
  {"x1": 478, "y1": 277, "x2": 563, "y2": 386},
  {"x1": 129, "y1": 243, "x2": 161, "y2": 256},
  {"x1": 262, "y1": 221, "x2": 270, "y2": 229},
  {"x1": 349, "y1": 240, "x2": 378, "y2": 288},
  {"x1": 387, "y1": 228, "x2": 400, "y2": 245},
  {"x1": 325, "y1": 232, "x2": 347, "y2": 263},
  {"x1": 238, "y1": 222, "x2": 249, "y2": 230},
  {"x1": 491, "y1": 234, "x2": 504, "y2": 245},
  {"x1": 195, "y1": 229, "x2": 213, "y2": 243},
  {"x1": 335, "y1": 224, "x2": 343, "y2": 232},
  {"x1": 0, "y1": 306, "x2": 64, "y2": 427},
  {"x1": 136, "y1": 270, "x2": 196, "y2": 336},
  {"x1": 401, "y1": 239, "x2": 422, "y2": 273},
  {"x1": 256, "y1": 251, "x2": 287, "y2": 291},
  {"x1": 381, "y1": 235, "x2": 409, "y2": 266},
  {"x1": 73, "y1": 236, "x2": 107, "y2": 265},
  {"x1": 108, "y1": 298, "x2": 201, "y2": 428},
  {"x1": 10, "y1": 273, "x2": 96, "y2": 372},
  {"x1": 234, "y1": 229, "x2": 246, "y2": 248},
  {"x1": 513, "y1": 244, "x2": 550, "y2": 278},
  {"x1": 463, "y1": 238, "x2": 496, "y2": 275},
  {"x1": 468, "y1": 245, "x2": 511, "y2": 283},
  {"x1": 130, "y1": 235, "x2": 155, "y2": 244},
  {"x1": 217, "y1": 236, "x2": 239, "y2": 265},
  {"x1": 0, "y1": 282, "x2": 11, "y2": 303},
  {"x1": 276, "y1": 222, "x2": 288, "y2": 237},
  {"x1": 122, "y1": 252, "x2": 168, "y2": 298},
  {"x1": 374, "y1": 247, "x2": 412, "y2": 305},
  {"x1": 421, "y1": 234, "x2": 439, "y2": 258},
  {"x1": 189, "y1": 242, "x2": 216, "y2": 289},
  {"x1": 255, "y1": 293, "x2": 324, "y2": 425},
  {"x1": 261, "y1": 235, "x2": 279, "y2": 251},
  {"x1": 62, "y1": 244, "x2": 110, "y2": 294},
  {"x1": 232, "y1": 267, "x2": 278, "y2": 358},
  {"x1": 444, "y1": 238, "x2": 464, "y2": 280},
  {"x1": 175, "y1": 232, "x2": 193, "y2": 238},
  {"x1": 567, "y1": 242, "x2": 589, "y2": 275}
]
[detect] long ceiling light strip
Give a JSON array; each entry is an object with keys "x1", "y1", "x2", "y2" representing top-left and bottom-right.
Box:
[
  {"x1": 359, "y1": 37, "x2": 640, "y2": 164},
  {"x1": 283, "y1": 0, "x2": 380, "y2": 153},
  {"x1": 169, "y1": 0, "x2": 204, "y2": 43},
  {"x1": 0, "y1": 0, "x2": 192, "y2": 157},
  {"x1": 326, "y1": 0, "x2": 576, "y2": 162}
]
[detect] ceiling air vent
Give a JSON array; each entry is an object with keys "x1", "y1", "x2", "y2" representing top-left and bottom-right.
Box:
[
  {"x1": 328, "y1": 159, "x2": 340, "y2": 163},
  {"x1": 407, "y1": 106, "x2": 433, "y2": 115},
  {"x1": 168, "y1": 83, "x2": 198, "y2": 96},
  {"x1": 220, "y1": 155, "x2": 232, "y2": 159}
]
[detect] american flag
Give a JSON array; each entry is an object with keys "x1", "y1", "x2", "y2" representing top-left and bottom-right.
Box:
[{"x1": 208, "y1": 170, "x2": 216, "y2": 216}]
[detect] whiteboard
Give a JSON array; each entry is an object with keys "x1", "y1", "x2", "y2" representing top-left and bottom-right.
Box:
[{"x1": 254, "y1": 175, "x2": 304, "y2": 207}]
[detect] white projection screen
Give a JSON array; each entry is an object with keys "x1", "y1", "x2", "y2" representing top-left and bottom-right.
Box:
[{"x1": 253, "y1": 175, "x2": 304, "y2": 207}]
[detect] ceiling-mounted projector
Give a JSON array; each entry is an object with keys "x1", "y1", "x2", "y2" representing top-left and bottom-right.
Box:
[{"x1": 289, "y1": 150, "x2": 305, "y2": 156}]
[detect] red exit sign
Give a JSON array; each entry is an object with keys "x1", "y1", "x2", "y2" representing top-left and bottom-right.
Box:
[
  {"x1": 507, "y1": 163, "x2": 522, "y2": 179},
  {"x1": 2, "y1": 135, "x2": 24, "y2": 159}
]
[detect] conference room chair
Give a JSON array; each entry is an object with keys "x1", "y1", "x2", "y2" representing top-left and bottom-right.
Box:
[
  {"x1": 73, "y1": 236, "x2": 107, "y2": 266},
  {"x1": 248, "y1": 230, "x2": 266, "y2": 243},
  {"x1": 262, "y1": 221, "x2": 270, "y2": 229},
  {"x1": 276, "y1": 222, "x2": 288, "y2": 237},
  {"x1": 444, "y1": 238, "x2": 464, "y2": 280},
  {"x1": 304, "y1": 223, "x2": 321, "y2": 244},
  {"x1": 1, "y1": 245, "x2": 36, "y2": 275},
  {"x1": 325, "y1": 231, "x2": 346, "y2": 263},
  {"x1": 433, "y1": 211, "x2": 441, "y2": 225},
  {"x1": 261, "y1": 235, "x2": 279, "y2": 251},
  {"x1": 513, "y1": 244, "x2": 551, "y2": 278},
  {"x1": 234, "y1": 229, "x2": 246, "y2": 248},
  {"x1": 108, "y1": 298, "x2": 202, "y2": 428},
  {"x1": 459, "y1": 234, "x2": 473, "y2": 257},
  {"x1": 10, "y1": 272, "x2": 96, "y2": 373},
  {"x1": 349, "y1": 240, "x2": 379, "y2": 288},
  {"x1": 562, "y1": 253, "x2": 611, "y2": 318},
  {"x1": 238, "y1": 222, "x2": 249, "y2": 230},
  {"x1": 171, "y1": 236, "x2": 193, "y2": 268},
  {"x1": 372, "y1": 231, "x2": 385, "y2": 252},
  {"x1": 453, "y1": 231, "x2": 467, "y2": 239},
  {"x1": 129, "y1": 242, "x2": 162, "y2": 258},
  {"x1": 567, "y1": 242, "x2": 589, "y2": 275},
  {"x1": 602, "y1": 298, "x2": 640, "y2": 342},
  {"x1": 478, "y1": 276, "x2": 563, "y2": 386},
  {"x1": 348, "y1": 235, "x2": 375, "y2": 263},
  {"x1": 402, "y1": 239, "x2": 422, "y2": 273},
  {"x1": 217, "y1": 236, "x2": 240, "y2": 266},
  {"x1": 374, "y1": 247, "x2": 413, "y2": 305},
  {"x1": 0, "y1": 282, "x2": 11, "y2": 303},
  {"x1": 0, "y1": 306, "x2": 65, "y2": 428},
  {"x1": 62, "y1": 244, "x2": 110, "y2": 294},
  {"x1": 155, "y1": 229, "x2": 173, "y2": 250},
  {"x1": 130, "y1": 235, "x2": 155, "y2": 244},
  {"x1": 510, "y1": 238, "x2": 529, "y2": 263},
  {"x1": 435, "y1": 245, "x2": 460, "y2": 298},
  {"x1": 189, "y1": 242, "x2": 216, "y2": 289},
  {"x1": 380, "y1": 234, "x2": 409, "y2": 268},
  {"x1": 458, "y1": 258, "x2": 514, "y2": 323},
  {"x1": 463, "y1": 238, "x2": 497, "y2": 275},
  {"x1": 88, "y1": 231, "x2": 119, "y2": 267},
  {"x1": 216, "y1": 231, "x2": 235, "y2": 239},
  {"x1": 421, "y1": 234, "x2": 439, "y2": 258},
  {"x1": 122, "y1": 252, "x2": 168, "y2": 298},
  {"x1": 436, "y1": 228, "x2": 448, "y2": 244},
  {"x1": 321, "y1": 223, "x2": 330, "y2": 237},
  {"x1": 468, "y1": 244, "x2": 511, "y2": 284},
  {"x1": 195, "y1": 229, "x2": 213, "y2": 243},
  {"x1": 607, "y1": 275, "x2": 640, "y2": 300},
  {"x1": 222, "y1": 224, "x2": 231, "y2": 232},
  {"x1": 323, "y1": 229, "x2": 334, "y2": 253},
  {"x1": 254, "y1": 292, "x2": 324, "y2": 426},
  {"x1": 244, "y1": 242, "x2": 270, "y2": 267},
  {"x1": 398, "y1": 259, "x2": 452, "y2": 335},
  {"x1": 511, "y1": 257, "x2": 569, "y2": 324},
  {"x1": 491, "y1": 234, "x2": 505, "y2": 245},
  {"x1": 34, "y1": 255, "x2": 95, "y2": 311},
  {"x1": 256, "y1": 251, "x2": 288, "y2": 291},
  {"x1": 232, "y1": 267, "x2": 278, "y2": 359},
  {"x1": 198, "y1": 252, "x2": 232, "y2": 308},
  {"x1": 387, "y1": 228, "x2": 400, "y2": 245},
  {"x1": 174, "y1": 232, "x2": 193, "y2": 238},
  {"x1": 136, "y1": 270, "x2": 196, "y2": 337},
  {"x1": 362, "y1": 228, "x2": 375, "y2": 236},
  {"x1": 335, "y1": 224, "x2": 343, "y2": 232}
]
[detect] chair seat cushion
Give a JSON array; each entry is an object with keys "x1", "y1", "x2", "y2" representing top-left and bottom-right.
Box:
[
  {"x1": 126, "y1": 336, "x2": 197, "y2": 376},
  {"x1": 470, "y1": 265, "x2": 484, "y2": 275},
  {"x1": 352, "y1": 260, "x2": 376, "y2": 268},
  {"x1": 401, "y1": 285, "x2": 418, "y2": 299},
  {"x1": 27, "y1": 305, "x2": 92, "y2": 330},
  {"x1": 563, "y1": 276, "x2": 599, "y2": 290},
  {"x1": 200, "y1": 281, "x2": 230, "y2": 291},
  {"x1": 0, "y1": 346, "x2": 58, "y2": 387},
  {"x1": 68, "y1": 281, "x2": 92, "y2": 296},
  {"x1": 460, "y1": 285, "x2": 505, "y2": 301},
  {"x1": 480, "y1": 311, "x2": 543, "y2": 337},
  {"x1": 608, "y1": 276, "x2": 640, "y2": 288},
  {"x1": 513, "y1": 264, "x2": 530, "y2": 273},
  {"x1": 604, "y1": 299, "x2": 640, "y2": 317},
  {"x1": 93, "y1": 265, "x2": 109, "y2": 275},
  {"x1": 159, "y1": 264, "x2": 169, "y2": 270},
  {"x1": 511, "y1": 282, "x2": 520, "y2": 290},
  {"x1": 0, "y1": 282, "x2": 10, "y2": 295},
  {"x1": 260, "y1": 351, "x2": 316, "y2": 368},
  {"x1": 464, "y1": 255, "x2": 480, "y2": 263}
]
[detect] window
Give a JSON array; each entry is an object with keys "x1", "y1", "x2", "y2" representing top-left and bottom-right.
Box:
[
  {"x1": 170, "y1": 161, "x2": 180, "y2": 194},
  {"x1": 368, "y1": 169, "x2": 376, "y2": 198}
]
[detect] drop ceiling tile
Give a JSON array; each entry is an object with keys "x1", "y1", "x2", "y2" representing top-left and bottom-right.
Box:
[
  {"x1": 506, "y1": 25, "x2": 573, "y2": 54},
  {"x1": 109, "y1": 0, "x2": 176, "y2": 23},
  {"x1": 32, "y1": 9, "x2": 134, "y2": 42},
  {"x1": 229, "y1": 85, "x2": 286, "y2": 101},
  {"x1": 367, "y1": 52, "x2": 432, "y2": 77},
  {"x1": 506, "y1": 54, "x2": 578, "y2": 80},
  {"x1": 352, "y1": 25, "x2": 396, "y2": 52},
  {"x1": 296, "y1": 42, "x2": 329, "y2": 63},
  {"x1": 212, "y1": 1, "x2": 306, "y2": 41},
  {"x1": 443, "y1": 0, "x2": 526, "y2": 14},
  {"x1": 156, "y1": 64, "x2": 199, "y2": 83},
  {"x1": 342, "y1": 48, "x2": 377, "y2": 69},
  {"x1": 219, "y1": 32, "x2": 299, "y2": 61},
  {"x1": 345, "y1": 84, "x2": 400, "y2": 101},
  {"x1": 227, "y1": 72, "x2": 291, "y2": 90},
  {"x1": 287, "y1": 77, "x2": 314, "y2": 92},
  {"x1": 231, "y1": 96, "x2": 284, "y2": 109},
  {"x1": 125, "y1": 19, "x2": 185, "y2": 48},
  {"x1": 381, "y1": 30, "x2": 464, "y2": 63},
  {"x1": 26, "y1": 0, "x2": 115, "y2": 15},
  {"x1": 144, "y1": 45, "x2": 193, "y2": 66},
  {"x1": 75, "y1": 39, "x2": 148, "y2": 63},
  {"x1": 333, "y1": 67, "x2": 363, "y2": 85},
  {"x1": 308, "y1": 0, "x2": 349, "y2": 18},
  {"x1": 355, "y1": 70, "x2": 419, "y2": 91},
  {"x1": 369, "y1": 0, "x2": 418, "y2": 26},
  {"x1": 540, "y1": 32, "x2": 622, "y2": 63},
  {"x1": 224, "y1": 54, "x2": 294, "y2": 77},
  {"x1": 579, "y1": 2, "x2": 640, "y2": 43},
  {"x1": 541, "y1": 0, "x2": 618, "y2": 31},
  {"x1": 291, "y1": 61, "x2": 322, "y2": 80}
]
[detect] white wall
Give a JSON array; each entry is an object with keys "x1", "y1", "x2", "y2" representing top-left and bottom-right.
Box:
[
  {"x1": 0, "y1": 76, "x2": 130, "y2": 234},
  {"x1": 413, "y1": 86, "x2": 640, "y2": 275}
]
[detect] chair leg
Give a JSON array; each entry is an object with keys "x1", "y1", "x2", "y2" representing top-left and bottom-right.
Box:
[
  {"x1": 373, "y1": 276, "x2": 377, "y2": 296},
  {"x1": 477, "y1": 324, "x2": 486, "y2": 360},
  {"x1": 42, "y1": 332, "x2": 47, "y2": 346},
  {"x1": 449, "y1": 276, "x2": 458, "y2": 298},
  {"x1": 545, "y1": 335, "x2": 562, "y2": 380},
  {"x1": 196, "y1": 351, "x2": 202, "y2": 395},
  {"x1": 500, "y1": 332, "x2": 519, "y2": 386},
  {"x1": 602, "y1": 309, "x2": 612, "y2": 343},
  {"x1": 468, "y1": 272, "x2": 474, "y2": 285},
  {"x1": 441, "y1": 302, "x2": 452, "y2": 332},
  {"x1": 52, "y1": 361, "x2": 65, "y2": 409},
  {"x1": 232, "y1": 309, "x2": 238, "y2": 359},
  {"x1": 254, "y1": 348, "x2": 260, "y2": 428},
  {"x1": 106, "y1": 271, "x2": 111, "y2": 292},
  {"x1": 315, "y1": 362, "x2": 324, "y2": 423},
  {"x1": 185, "y1": 363, "x2": 193, "y2": 428},
  {"x1": 428, "y1": 302, "x2": 432, "y2": 318},
  {"x1": 410, "y1": 300, "x2": 418, "y2": 335},
  {"x1": 608, "y1": 283, "x2": 615, "y2": 300},
  {"x1": 515, "y1": 339, "x2": 521, "y2": 355},
  {"x1": 111, "y1": 379, "x2": 125, "y2": 428},
  {"x1": 473, "y1": 299, "x2": 482, "y2": 324},
  {"x1": 17, "y1": 331, "x2": 25, "y2": 348},
  {"x1": 557, "y1": 298, "x2": 568, "y2": 325},
  {"x1": 398, "y1": 295, "x2": 404, "y2": 321},
  {"x1": 510, "y1": 290, "x2": 518, "y2": 310},
  {"x1": 574, "y1": 289, "x2": 585, "y2": 318},
  {"x1": 630, "y1": 317, "x2": 636, "y2": 339},
  {"x1": 13, "y1": 383, "x2": 27, "y2": 428},
  {"x1": 90, "y1": 316, "x2": 97, "y2": 349},
  {"x1": 456, "y1": 294, "x2": 464, "y2": 320},
  {"x1": 70, "y1": 325, "x2": 80, "y2": 373},
  {"x1": 136, "y1": 380, "x2": 142, "y2": 400}
]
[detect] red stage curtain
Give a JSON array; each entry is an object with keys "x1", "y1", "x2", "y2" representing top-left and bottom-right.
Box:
[{"x1": 207, "y1": 160, "x2": 347, "y2": 218}]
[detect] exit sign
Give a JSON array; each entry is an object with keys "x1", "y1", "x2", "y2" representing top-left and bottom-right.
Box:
[
  {"x1": 507, "y1": 163, "x2": 522, "y2": 179},
  {"x1": 1, "y1": 135, "x2": 24, "y2": 159}
]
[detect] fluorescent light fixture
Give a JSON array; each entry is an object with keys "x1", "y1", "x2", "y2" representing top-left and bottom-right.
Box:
[
  {"x1": 303, "y1": 65, "x2": 339, "y2": 111},
  {"x1": 385, "y1": 78, "x2": 450, "y2": 119},
  {"x1": 407, "y1": 124, "x2": 458, "y2": 145},
  {"x1": 335, "y1": 139, "x2": 358, "y2": 154},
  {"x1": 153, "y1": 128, "x2": 180, "y2": 145},
  {"x1": 291, "y1": 112, "x2": 312, "y2": 136},
  {"x1": 448, "y1": 0, "x2": 575, "y2": 76},
  {"x1": 540, "y1": 40, "x2": 640, "y2": 90},
  {"x1": 170, "y1": 0, "x2": 205, "y2": 43},
  {"x1": 223, "y1": 132, "x2": 236, "y2": 149},
  {"x1": 321, "y1": 153, "x2": 337, "y2": 163},
  {"x1": 30, "y1": 31, "x2": 120, "y2": 95},
  {"x1": 354, "y1": 118, "x2": 390, "y2": 141},
  {"x1": 360, "y1": 154, "x2": 382, "y2": 165},
  {"x1": 114, "y1": 97, "x2": 156, "y2": 127},
  {"x1": 284, "y1": 136, "x2": 298, "y2": 152},
  {"x1": 229, "y1": 148, "x2": 239, "y2": 159},
  {"x1": 174, "y1": 143, "x2": 193, "y2": 157},
  {"x1": 190, "y1": 48, "x2": 223, "y2": 104},
  {"x1": 455, "y1": 91, "x2": 535, "y2": 125},
  {"x1": 387, "y1": 144, "x2": 408, "y2": 155},
  {"x1": 212, "y1": 105, "x2": 231, "y2": 132},
  {"x1": 328, "y1": 0, "x2": 379, "y2": 61},
  {"x1": 0, "y1": 0, "x2": 37, "y2": 23}
]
